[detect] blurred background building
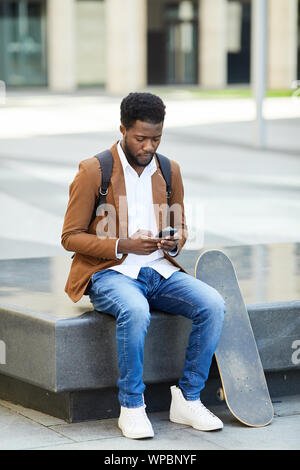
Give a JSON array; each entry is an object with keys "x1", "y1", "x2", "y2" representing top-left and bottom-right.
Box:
[{"x1": 0, "y1": 0, "x2": 299, "y2": 94}]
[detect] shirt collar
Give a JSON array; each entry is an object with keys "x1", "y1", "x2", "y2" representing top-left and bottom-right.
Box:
[{"x1": 117, "y1": 140, "x2": 157, "y2": 176}]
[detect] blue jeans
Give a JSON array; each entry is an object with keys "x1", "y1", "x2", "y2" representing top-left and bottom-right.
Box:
[{"x1": 88, "y1": 268, "x2": 225, "y2": 408}]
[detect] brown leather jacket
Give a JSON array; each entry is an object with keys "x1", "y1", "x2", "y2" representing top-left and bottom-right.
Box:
[{"x1": 61, "y1": 142, "x2": 188, "y2": 302}]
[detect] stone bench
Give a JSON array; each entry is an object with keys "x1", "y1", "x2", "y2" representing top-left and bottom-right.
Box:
[{"x1": 0, "y1": 243, "x2": 299, "y2": 422}]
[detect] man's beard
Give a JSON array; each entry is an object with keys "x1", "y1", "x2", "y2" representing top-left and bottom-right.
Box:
[{"x1": 123, "y1": 138, "x2": 154, "y2": 167}]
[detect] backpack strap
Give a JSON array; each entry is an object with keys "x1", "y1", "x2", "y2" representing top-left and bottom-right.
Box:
[
  {"x1": 156, "y1": 153, "x2": 172, "y2": 204},
  {"x1": 94, "y1": 149, "x2": 113, "y2": 211}
]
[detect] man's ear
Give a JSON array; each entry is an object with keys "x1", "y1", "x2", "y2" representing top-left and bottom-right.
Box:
[{"x1": 120, "y1": 124, "x2": 126, "y2": 136}]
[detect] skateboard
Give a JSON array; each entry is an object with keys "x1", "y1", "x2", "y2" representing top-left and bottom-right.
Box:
[{"x1": 195, "y1": 249, "x2": 274, "y2": 427}]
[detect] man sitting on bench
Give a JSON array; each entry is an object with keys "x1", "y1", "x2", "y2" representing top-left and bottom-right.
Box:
[{"x1": 61, "y1": 92, "x2": 225, "y2": 439}]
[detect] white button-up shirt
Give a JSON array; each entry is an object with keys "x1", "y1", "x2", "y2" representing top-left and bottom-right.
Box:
[{"x1": 109, "y1": 141, "x2": 180, "y2": 279}]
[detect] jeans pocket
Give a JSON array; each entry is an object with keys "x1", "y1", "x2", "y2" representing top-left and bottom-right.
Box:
[{"x1": 91, "y1": 269, "x2": 110, "y2": 284}]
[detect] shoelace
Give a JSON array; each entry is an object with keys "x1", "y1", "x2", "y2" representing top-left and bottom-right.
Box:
[{"x1": 187, "y1": 400, "x2": 217, "y2": 418}]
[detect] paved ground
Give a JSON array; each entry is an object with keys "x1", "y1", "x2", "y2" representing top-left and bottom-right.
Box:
[
  {"x1": 0, "y1": 395, "x2": 299, "y2": 450},
  {"x1": 0, "y1": 90, "x2": 300, "y2": 259}
]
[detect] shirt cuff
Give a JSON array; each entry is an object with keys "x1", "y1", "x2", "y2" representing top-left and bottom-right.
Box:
[
  {"x1": 168, "y1": 244, "x2": 178, "y2": 257},
  {"x1": 115, "y1": 239, "x2": 123, "y2": 259}
]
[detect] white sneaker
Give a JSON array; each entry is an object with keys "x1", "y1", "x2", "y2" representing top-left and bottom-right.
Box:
[
  {"x1": 169, "y1": 385, "x2": 223, "y2": 431},
  {"x1": 118, "y1": 404, "x2": 154, "y2": 439}
]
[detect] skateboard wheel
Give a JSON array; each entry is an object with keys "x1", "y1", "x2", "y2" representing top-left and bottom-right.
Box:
[{"x1": 217, "y1": 387, "x2": 225, "y2": 401}]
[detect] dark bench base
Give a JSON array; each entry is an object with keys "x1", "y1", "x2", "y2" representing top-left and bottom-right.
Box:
[
  {"x1": 0, "y1": 356, "x2": 219, "y2": 423},
  {"x1": 1, "y1": 366, "x2": 300, "y2": 423}
]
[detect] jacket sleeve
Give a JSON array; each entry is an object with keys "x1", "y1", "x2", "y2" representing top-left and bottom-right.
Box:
[{"x1": 61, "y1": 159, "x2": 119, "y2": 260}]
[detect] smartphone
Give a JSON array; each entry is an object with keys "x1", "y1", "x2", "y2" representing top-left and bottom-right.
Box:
[{"x1": 156, "y1": 226, "x2": 178, "y2": 238}]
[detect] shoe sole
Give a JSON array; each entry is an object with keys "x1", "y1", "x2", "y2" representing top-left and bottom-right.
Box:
[
  {"x1": 169, "y1": 415, "x2": 223, "y2": 432},
  {"x1": 118, "y1": 423, "x2": 154, "y2": 440}
]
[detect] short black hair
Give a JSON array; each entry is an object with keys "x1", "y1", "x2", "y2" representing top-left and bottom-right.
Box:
[{"x1": 120, "y1": 92, "x2": 166, "y2": 129}]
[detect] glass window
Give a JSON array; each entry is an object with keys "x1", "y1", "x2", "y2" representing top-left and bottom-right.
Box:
[
  {"x1": 0, "y1": 0, "x2": 47, "y2": 86},
  {"x1": 165, "y1": 1, "x2": 198, "y2": 85}
]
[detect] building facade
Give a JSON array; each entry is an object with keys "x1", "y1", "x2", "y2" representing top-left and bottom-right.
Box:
[{"x1": 0, "y1": 0, "x2": 299, "y2": 93}]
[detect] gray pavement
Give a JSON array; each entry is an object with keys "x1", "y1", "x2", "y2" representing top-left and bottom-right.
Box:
[
  {"x1": 0, "y1": 90, "x2": 300, "y2": 259},
  {"x1": 0, "y1": 395, "x2": 299, "y2": 450}
]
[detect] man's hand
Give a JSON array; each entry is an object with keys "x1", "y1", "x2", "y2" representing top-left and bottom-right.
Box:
[
  {"x1": 117, "y1": 230, "x2": 160, "y2": 255},
  {"x1": 157, "y1": 235, "x2": 178, "y2": 253},
  {"x1": 117, "y1": 230, "x2": 179, "y2": 256}
]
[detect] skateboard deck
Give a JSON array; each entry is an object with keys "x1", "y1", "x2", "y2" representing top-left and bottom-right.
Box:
[{"x1": 195, "y1": 249, "x2": 274, "y2": 427}]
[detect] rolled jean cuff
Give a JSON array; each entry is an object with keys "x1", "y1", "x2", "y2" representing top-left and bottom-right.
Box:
[
  {"x1": 118, "y1": 392, "x2": 144, "y2": 409},
  {"x1": 178, "y1": 385, "x2": 200, "y2": 401},
  {"x1": 182, "y1": 394, "x2": 200, "y2": 401}
]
